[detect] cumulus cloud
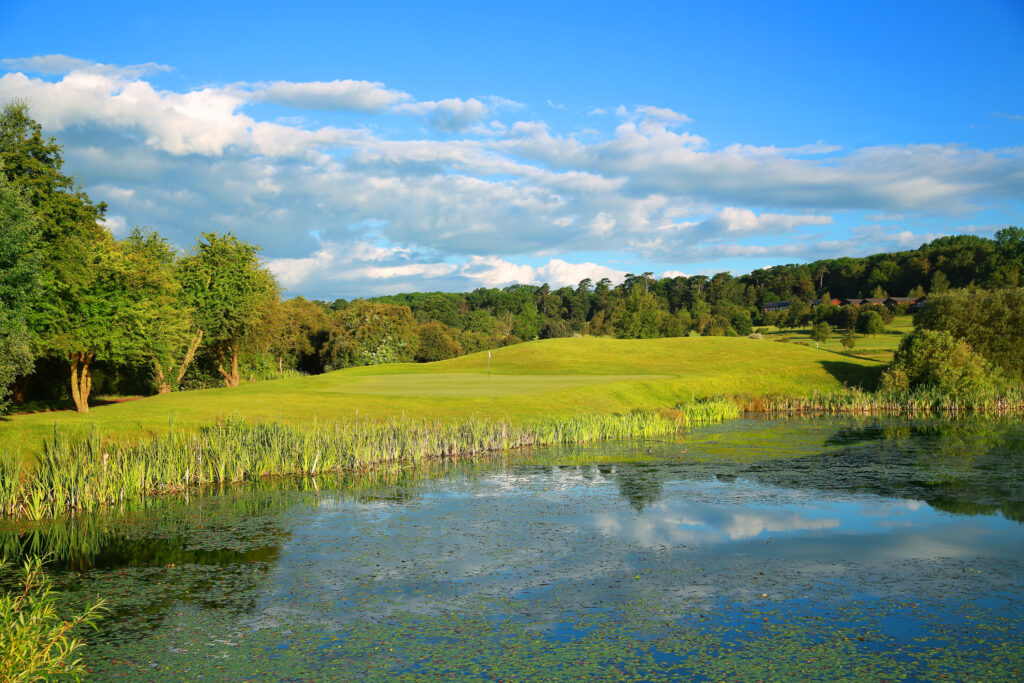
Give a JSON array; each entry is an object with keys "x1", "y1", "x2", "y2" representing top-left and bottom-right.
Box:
[
  {"x1": 1, "y1": 54, "x2": 1019, "y2": 298},
  {"x1": 459, "y1": 255, "x2": 538, "y2": 287},
  {"x1": 536, "y1": 259, "x2": 627, "y2": 287},
  {"x1": 394, "y1": 97, "x2": 491, "y2": 131},
  {"x1": 251, "y1": 79, "x2": 410, "y2": 112}
]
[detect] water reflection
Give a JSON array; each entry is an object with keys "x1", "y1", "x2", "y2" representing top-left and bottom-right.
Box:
[{"x1": 1, "y1": 416, "x2": 1020, "y2": 680}]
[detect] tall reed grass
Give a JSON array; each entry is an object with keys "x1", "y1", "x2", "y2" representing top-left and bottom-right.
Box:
[
  {"x1": 749, "y1": 386, "x2": 1024, "y2": 416},
  {"x1": 0, "y1": 400, "x2": 737, "y2": 519}
]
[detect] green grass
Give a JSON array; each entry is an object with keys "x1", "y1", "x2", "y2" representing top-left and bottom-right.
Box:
[
  {"x1": 0, "y1": 335, "x2": 885, "y2": 458},
  {"x1": 757, "y1": 314, "x2": 912, "y2": 361}
]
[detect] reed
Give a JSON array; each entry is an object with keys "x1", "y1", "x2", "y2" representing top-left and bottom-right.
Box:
[
  {"x1": 753, "y1": 386, "x2": 1024, "y2": 417},
  {"x1": 0, "y1": 401, "x2": 737, "y2": 520}
]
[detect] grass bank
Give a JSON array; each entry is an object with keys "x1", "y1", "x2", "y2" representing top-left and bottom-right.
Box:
[{"x1": 1, "y1": 336, "x2": 885, "y2": 458}]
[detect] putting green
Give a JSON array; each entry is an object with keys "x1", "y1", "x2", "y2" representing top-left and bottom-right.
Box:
[{"x1": 326, "y1": 372, "x2": 673, "y2": 397}]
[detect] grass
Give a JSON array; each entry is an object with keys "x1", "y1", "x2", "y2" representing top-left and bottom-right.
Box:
[
  {"x1": 1, "y1": 403, "x2": 742, "y2": 519},
  {"x1": 0, "y1": 336, "x2": 885, "y2": 458},
  {"x1": 758, "y1": 314, "x2": 913, "y2": 362}
]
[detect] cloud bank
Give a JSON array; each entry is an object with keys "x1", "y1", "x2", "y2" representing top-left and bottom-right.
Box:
[{"x1": 1, "y1": 55, "x2": 1020, "y2": 299}]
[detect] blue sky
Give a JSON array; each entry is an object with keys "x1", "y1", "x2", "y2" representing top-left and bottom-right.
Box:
[{"x1": 2, "y1": 0, "x2": 1022, "y2": 298}]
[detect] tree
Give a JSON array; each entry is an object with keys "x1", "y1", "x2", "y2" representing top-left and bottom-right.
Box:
[
  {"x1": 811, "y1": 321, "x2": 831, "y2": 347},
  {"x1": 841, "y1": 329, "x2": 857, "y2": 351},
  {"x1": 257, "y1": 296, "x2": 330, "y2": 374},
  {"x1": 324, "y1": 301, "x2": 420, "y2": 369},
  {"x1": 0, "y1": 169, "x2": 39, "y2": 412},
  {"x1": 857, "y1": 310, "x2": 885, "y2": 337},
  {"x1": 880, "y1": 329, "x2": 991, "y2": 395},
  {"x1": 415, "y1": 321, "x2": 463, "y2": 362},
  {"x1": 177, "y1": 233, "x2": 279, "y2": 387},
  {"x1": 915, "y1": 288, "x2": 1024, "y2": 380},
  {"x1": 612, "y1": 287, "x2": 661, "y2": 338},
  {"x1": 1, "y1": 101, "x2": 112, "y2": 410},
  {"x1": 118, "y1": 229, "x2": 193, "y2": 394}
]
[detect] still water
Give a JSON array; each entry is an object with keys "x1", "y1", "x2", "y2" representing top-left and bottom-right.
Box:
[{"x1": 3, "y1": 417, "x2": 1023, "y2": 680}]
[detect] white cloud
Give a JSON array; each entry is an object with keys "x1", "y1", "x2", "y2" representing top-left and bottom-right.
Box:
[
  {"x1": 101, "y1": 214, "x2": 128, "y2": 237},
  {"x1": 459, "y1": 255, "x2": 537, "y2": 287},
  {"x1": 0, "y1": 54, "x2": 171, "y2": 78},
  {"x1": 661, "y1": 269, "x2": 689, "y2": 278},
  {"x1": 394, "y1": 97, "x2": 490, "y2": 131},
  {"x1": 251, "y1": 79, "x2": 410, "y2": 112},
  {"x1": 707, "y1": 207, "x2": 833, "y2": 235},
  {"x1": 536, "y1": 259, "x2": 627, "y2": 287},
  {"x1": 589, "y1": 211, "x2": 616, "y2": 237},
  {"x1": 634, "y1": 105, "x2": 691, "y2": 125},
  {"x1": 1, "y1": 55, "x2": 1019, "y2": 298}
]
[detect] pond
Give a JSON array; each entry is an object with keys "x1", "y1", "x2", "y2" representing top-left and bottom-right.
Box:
[{"x1": 3, "y1": 416, "x2": 1023, "y2": 681}]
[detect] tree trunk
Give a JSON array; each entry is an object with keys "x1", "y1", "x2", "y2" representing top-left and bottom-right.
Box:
[
  {"x1": 176, "y1": 329, "x2": 204, "y2": 385},
  {"x1": 154, "y1": 365, "x2": 171, "y2": 394},
  {"x1": 217, "y1": 344, "x2": 241, "y2": 387},
  {"x1": 69, "y1": 352, "x2": 94, "y2": 413},
  {"x1": 278, "y1": 355, "x2": 283, "y2": 373}
]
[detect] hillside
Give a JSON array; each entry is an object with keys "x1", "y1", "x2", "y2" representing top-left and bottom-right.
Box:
[{"x1": 0, "y1": 336, "x2": 883, "y2": 457}]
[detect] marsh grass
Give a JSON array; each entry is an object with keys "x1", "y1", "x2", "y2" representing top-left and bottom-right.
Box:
[
  {"x1": 752, "y1": 386, "x2": 1024, "y2": 416},
  {"x1": 0, "y1": 555, "x2": 106, "y2": 681},
  {"x1": 0, "y1": 401, "x2": 737, "y2": 519}
]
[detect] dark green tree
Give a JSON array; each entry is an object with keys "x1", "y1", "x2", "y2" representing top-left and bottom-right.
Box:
[
  {"x1": 177, "y1": 232, "x2": 279, "y2": 387},
  {"x1": 0, "y1": 169, "x2": 39, "y2": 412}
]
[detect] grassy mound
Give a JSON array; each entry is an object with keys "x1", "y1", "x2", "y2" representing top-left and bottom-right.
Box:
[{"x1": 0, "y1": 336, "x2": 883, "y2": 456}]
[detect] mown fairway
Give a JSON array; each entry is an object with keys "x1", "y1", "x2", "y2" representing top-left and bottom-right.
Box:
[
  {"x1": 758, "y1": 315, "x2": 914, "y2": 362},
  {"x1": 0, "y1": 336, "x2": 884, "y2": 456}
]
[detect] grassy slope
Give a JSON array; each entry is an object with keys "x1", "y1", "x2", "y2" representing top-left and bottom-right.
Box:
[
  {"x1": 0, "y1": 336, "x2": 883, "y2": 457},
  {"x1": 757, "y1": 315, "x2": 912, "y2": 362}
]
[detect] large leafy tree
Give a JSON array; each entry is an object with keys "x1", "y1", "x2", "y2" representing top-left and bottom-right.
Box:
[
  {"x1": 1, "y1": 101, "x2": 119, "y2": 411},
  {"x1": 0, "y1": 168, "x2": 39, "y2": 412},
  {"x1": 120, "y1": 229, "x2": 193, "y2": 394},
  {"x1": 177, "y1": 232, "x2": 279, "y2": 387}
]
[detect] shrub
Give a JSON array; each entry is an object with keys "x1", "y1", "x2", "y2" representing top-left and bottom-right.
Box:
[
  {"x1": 915, "y1": 288, "x2": 1024, "y2": 380},
  {"x1": 880, "y1": 329, "x2": 992, "y2": 395},
  {"x1": 0, "y1": 556, "x2": 106, "y2": 680}
]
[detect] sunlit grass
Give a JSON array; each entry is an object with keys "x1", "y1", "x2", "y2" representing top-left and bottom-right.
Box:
[
  {"x1": 0, "y1": 336, "x2": 883, "y2": 458},
  {"x1": 758, "y1": 314, "x2": 912, "y2": 361}
]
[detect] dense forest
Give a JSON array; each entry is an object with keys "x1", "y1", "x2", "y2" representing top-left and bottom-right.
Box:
[{"x1": 2, "y1": 100, "x2": 1023, "y2": 412}]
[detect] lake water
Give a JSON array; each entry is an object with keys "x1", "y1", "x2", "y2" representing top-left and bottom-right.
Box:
[{"x1": 3, "y1": 416, "x2": 1023, "y2": 681}]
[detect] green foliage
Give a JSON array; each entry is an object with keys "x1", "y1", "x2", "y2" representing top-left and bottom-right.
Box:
[
  {"x1": 811, "y1": 321, "x2": 831, "y2": 345},
  {"x1": 177, "y1": 232, "x2": 278, "y2": 350},
  {"x1": 416, "y1": 321, "x2": 463, "y2": 362},
  {"x1": 324, "y1": 300, "x2": 420, "y2": 369},
  {"x1": 0, "y1": 555, "x2": 106, "y2": 680},
  {"x1": 841, "y1": 329, "x2": 857, "y2": 350},
  {"x1": 914, "y1": 288, "x2": 1024, "y2": 380},
  {"x1": 881, "y1": 329, "x2": 992, "y2": 395},
  {"x1": 857, "y1": 310, "x2": 885, "y2": 336},
  {"x1": 0, "y1": 170, "x2": 39, "y2": 412},
  {"x1": 612, "y1": 287, "x2": 661, "y2": 338}
]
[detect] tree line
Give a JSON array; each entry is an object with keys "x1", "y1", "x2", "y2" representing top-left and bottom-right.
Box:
[{"x1": 2, "y1": 100, "x2": 1022, "y2": 412}]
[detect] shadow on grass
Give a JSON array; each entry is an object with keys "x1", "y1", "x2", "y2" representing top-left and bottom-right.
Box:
[{"x1": 818, "y1": 360, "x2": 885, "y2": 390}]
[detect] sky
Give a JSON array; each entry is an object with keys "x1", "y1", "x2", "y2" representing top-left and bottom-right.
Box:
[{"x1": 1, "y1": 0, "x2": 1022, "y2": 299}]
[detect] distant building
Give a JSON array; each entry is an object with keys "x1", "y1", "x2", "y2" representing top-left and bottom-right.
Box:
[
  {"x1": 811, "y1": 298, "x2": 842, "y2": 307},
  {"x1": 885, "y1": 296, "x2": 927, "y2": 311},
  {"x1": 761, "y1": 301, "x2": 790, "y2": 313}
]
